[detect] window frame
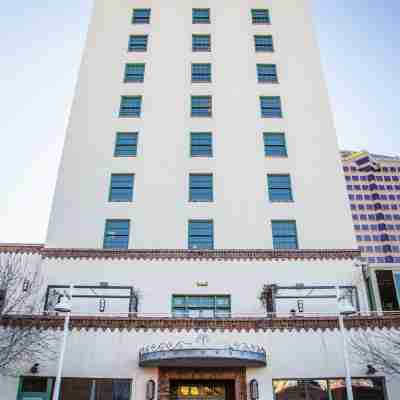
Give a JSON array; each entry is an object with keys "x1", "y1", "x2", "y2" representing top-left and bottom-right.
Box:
[
  {"x1": 124, "y1": 63, "x2": 145, "y2": 83},
  {"x1": 189, "y1": 173, "x2": 213, "y2": 202},
  {"x1": 188, "y1": 220, "x2": 214, "y2": 250},
  {"x1": 251, "y1": 9, "x2": 271, "y2": 24},
  {"x1": 192, "y1": 34, "x2": 211, "y2": 52},
  {"x1": 260, "y1": 96, "x2": 283, "y2": 118},
  {"x1": 132, "y1": 8, "x2": 151, "y2": 24},
  {"x1": 119, "y1": 96, "x2": 142, "y2": 118},
  {"x1": 191, "y1": 95, "x2": 212, "y2": 117},
  {"x1": 109, "y1": 174, "x2": 135, "y2": 202},
  {"x1": 190, "y1": 132, "x2": 213, "y2": 158},
  {"x1": 103, "y1": 219, "x2": 131, "y2": 250},
  {"x1": 172, "y1": 294, "x2": 231, "y2": 318},
  {"x1": 114, "y1": 132, "x2": 138, "y2": 157},
  {"x1": 191, "y1": 63, "x2": 212, "y2": 83},
  {"x1": 271, "y1": 220, "x2": 298, "y2": 250},
  {"x1": 264, "y1": 132, "x2": 287, "y2": 157},
  {"x1": 128, "y1": 35, "x2": 148, "y2": 52},
  {"x1": 257, "y1": 64, "x2": 278, "y2": 83},
  {"x1": 254, "y1": 35, "x2": 274, "y2": 52},
  {"x1": 192, "y1": 8, "x2": 210, "y2": 24},
  {"x1": 267, "y1": 174, "x2": 293, "y2": 202}
]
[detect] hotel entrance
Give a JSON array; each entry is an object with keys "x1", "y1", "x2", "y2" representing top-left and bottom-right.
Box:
[{"x1": 170, "y1": 381, "x2": 235, "y2": 400}]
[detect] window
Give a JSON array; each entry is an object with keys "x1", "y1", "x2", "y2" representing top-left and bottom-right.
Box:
[
  {"x1": 264, "y1": 133, "x2": 287, "y2": 157},
  {"x1": 268, "y1": 175, "x2": 293, "y2": 202},
  {"x1": 109, "y1": 174, "x2": 134, "y2": 202},
  {"x1": 272, "y1": 220, "x2": 298, "y2": 249},
  {"x1": 104, "y1": 220, "x2": 130, "y2": 249},
  {"x1": 191, "y1": 132, "x2": 212, "y2": 157},
  {"x1": 260, "y1": 96, "x2": 282, "y2": 118},
  {"x1": 124, "y1": 64, "x2": 145, "y2": 83},
  {"x1": 254, "y1": 35, "x2": 274, "y2": 52},
  {"x1": 188, "y1": 220, "x2": 214, "y2": 249},
  {"x1": 172, "y1": 295, "x2": 230, "y2": 318},
  {"x1": 192, "y1": 63, "x2": 211, "y2": 82},
  {"x1": 193, "y1": 8, "x2": 210, "y2": 24},
  {"x1": 190, "y1": 174, "x2": 213, "y2": 202},
  {"x1": 251, "y1": 9, "x2": 270, "y2": 24},
  {"x1": 128, "y1": 35, "x2": 148, "y2": 52},
  {"x1": 257, "y1": 64, "x2": 278, "y2": 83},
  {"x1": 191, "y1": 96, "x2": 212, "y2": 117},
  {"x1": 132, "y1": 8, "x2": 151, "y2": 24},
  {"x1": 115, "y1": 133, "x2": 138, "y2": 157},
  {"x1": 192, "y1": 34, "x2": 211, "y2": 52},
  {"x1": 119, "y1": 96, "x2": 142, "y2": 117}
]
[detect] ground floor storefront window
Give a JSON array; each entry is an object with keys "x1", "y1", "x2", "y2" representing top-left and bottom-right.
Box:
[
  {"x1": 18, "y1": 377, "x2": 131, "y2": 400},
  {"x1": 273, "y1": 378, "x2": 386, "y2": 400}
]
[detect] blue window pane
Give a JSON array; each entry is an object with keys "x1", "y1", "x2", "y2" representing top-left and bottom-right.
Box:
[
  {"x1": 268, "y1": 175, "x2": 293, "y2": 202},
  {"x1": 109, "y1": 174, "x2": 134, "y2": 202},
  {"x1": 191, "y1": 96, "x2": 212, "y2": 117},
  {"x1": 189, "y1": 220, "x2": 214, "y2": 249},
  {"x1": 252, "y1": 9, "x2": 270, "y2": 24},
  {"x1": 124, "y1": 64, "x2": 145, "y2": 82},
  {"x1": 264, "y1": 133, "x2": 287, "y2": 157},
  {"x1": 260, "y1": 96, "x2": 282, "y2": 118},
  {"x1": 192, "y1": 63, "x2": 211, "y2": 82},
  {"x1": 132, "y1": 9, "x2": 151, "y2": 24},
  {"x1": 193, "y1": 35, "x2": 211, "y2": 52},
  {"x1": 193, "y1": 9, "x2": 210, "y2": 24},
  {"x1": 272, "y1": 221, "x2": 298, "y2": 250},
  {"x1": 128, "y1": 35, "x2": 148, "y2": 52},
  {"x1": 191, "y1": 132, "x2": 212, "y2": 157},
  {"x1": 115, "y1": 133, "x2": 138, "y2": 157},
  {"x1": 255, "y1": 35, "x2": 274, "y2": 52},
  {"x1": 119, "y1": 96, "x2": 142, "y2": 117},
  {"x1": 104, "y1": 220, "x2": 130, "y2": 249},
  {"x1": 190, "y1": 174, "x2": 213, "y2": 202},
  {"x1": 257, "y1": 64, "x2": 278, "y2": 83}
]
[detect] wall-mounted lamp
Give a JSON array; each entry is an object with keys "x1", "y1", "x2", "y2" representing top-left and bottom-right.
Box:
[
  {"x1": 30, "y1": 363, "x2": 39, "y2": 374},
  {"x1": 22, "y1": 280, "x2": 30, "y2": 292},
  {"x1": 146, "y1": 379, "x2": 156, "y2": 400},
  {"x1": 99, "y1": 298, "x2": 106, "y2": 313},
  {"x1": 367, "y1": 364, "x2": 377, "y2": 375},
  {"x1": 250, "y1": 379, "x2": 259, "y2": 400},
  {"x1": 297, "y1": 300, "x2": 304, "y2": 313}
]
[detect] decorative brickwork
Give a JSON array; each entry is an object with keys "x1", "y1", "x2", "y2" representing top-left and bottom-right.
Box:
[
  {"x1": 1, "y1": 314, "x2": 400, "y2": 332},
  {"x1": 158, "y1": 368, "x2": 246, "y2": 400},
  {"x1": 0, "y1": 244, "x2": 360, "y2": 261}
]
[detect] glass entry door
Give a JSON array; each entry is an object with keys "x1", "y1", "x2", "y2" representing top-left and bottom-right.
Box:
[{"x1": 170, "y1": 382, "x2": 227, "y2": 400}]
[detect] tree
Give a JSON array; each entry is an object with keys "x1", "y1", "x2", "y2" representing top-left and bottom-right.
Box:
[
  {"x1": 350, "y1": 329, "x2": 400, "y2": 377},
  {"x1": 0, "y1": 253, "x2": 57, "y2": 376}
]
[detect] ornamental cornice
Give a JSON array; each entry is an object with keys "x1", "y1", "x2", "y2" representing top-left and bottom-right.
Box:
[
  {"x1": 1, "y1": 314, "x2": 399, "y2": 333},
  {"x1": 0, "y1": 244, "x2": 361, "y2": 261}
]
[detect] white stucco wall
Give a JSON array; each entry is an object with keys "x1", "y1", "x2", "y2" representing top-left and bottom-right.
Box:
[{"x1": 46, "y1": 0, "x2": 356, "y2": 250}]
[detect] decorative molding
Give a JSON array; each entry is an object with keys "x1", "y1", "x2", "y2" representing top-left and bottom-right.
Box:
[
  {"x1": 0, "y1": 244, "x2": 361, "y2": 261},
  {"x1": 1, "y1": 314, "x2": 400, "y2": 333}
]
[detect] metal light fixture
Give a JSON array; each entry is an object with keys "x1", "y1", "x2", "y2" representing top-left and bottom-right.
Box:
[
  {"x1": 367, "y1": 364, "x2": 377, "y2": 375},
  {"x1": 146, "y1": 379, "x2": 156, "y2": 400},
  {"x1": 250, "y1": 379, "x2": 259, "y2": 400},
  {"x1": 297, "y1": 300, "x2": 304, "y2": 313},
  {"x1": 99, "y1": 298, "x2": 106, "y2": 313},
  {"x1": 30, "y1": 363, "x2": 39, "y2": 374},
  {"x1": 22, "y1": 279, "x2": 30, "y2": 292}
]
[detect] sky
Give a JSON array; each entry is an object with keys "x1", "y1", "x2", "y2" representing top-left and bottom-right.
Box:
[{"x1": 0, "y1": 1, "x2": 399, "y2": 244}]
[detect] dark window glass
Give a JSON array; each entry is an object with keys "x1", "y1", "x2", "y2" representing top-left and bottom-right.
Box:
[
  {"x1": 264, "y1": 133, "x2": 287, "y2": 157},
  {"x1": 128, "y1": 35, "x2": 148, "y2": 52},
  {"x1": 115, "y1": 133, "x2": 138, "y2": 157},
  {"x1": 109, "y1": 174, "x2": 134, "y2": 202},
  {"x1": 124, "y1": 64, "x2": 145, "y2": 82},
  {"x1": 190, "y1": 174, "x2": 213, "y2": 202},
  {"x1": 191, "y1": 96, "x2": 212, "y2": 117},
  {"x1": 172, "y1": 295, "x2": 230, "y2": 318},
  {"x1": 21, "y1": 377, "x2": 48, "y2": 393},
  {"x1": 254, "y1": 35, "x2": 274, "y2": 52},
  {"x1": 104, "y1": 220, "x2": 130, "y2": 249},
  {"x1": 257, "y1": 64, "x2": 278, "y2": 83},
  {"x1": 192, "y1": 63, "x2": 211, "y2": 82},
  {"x1": 260, "y1": 96, "x2": 282, "y2": 118},
  {"x1": 189, "y1": 220, "x2": 214, "y2": 249},
  {"x1": 252, "y1": 9, "x2": 271, "y2": 24},
  {"x1": 268, "y1": 175, "x2": 293, "y2": 202},
  {"x1": 272, "y1": 220, "x2": 298, "y2": 249},
  {"x1": 132, "y1": 9, "x2": 151, "y2": 24},
  {"x1": 193, "y1": 8, "x2": 210, "y2": 24},
  {"x1": 192, "y1": 34, "x2": 211, "y2": 51},
  {"x1": 119, "y1": 96, "x2": 142, "y2": 117},
  {"x1": 191, "y1": 132, "x2": 212, "y2": 157}
]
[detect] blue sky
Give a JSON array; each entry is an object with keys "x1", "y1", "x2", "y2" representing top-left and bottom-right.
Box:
[{"x1": 0, "y1": 1, "x2": 399, "y2": 243}]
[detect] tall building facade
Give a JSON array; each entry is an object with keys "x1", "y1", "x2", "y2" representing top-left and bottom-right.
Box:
[
  {"x1": 341, "y1": 151, "x2": 400, "y2": 314},
  {"x1": 1, "y1": 1, "x2": 399, "y2": 400}
]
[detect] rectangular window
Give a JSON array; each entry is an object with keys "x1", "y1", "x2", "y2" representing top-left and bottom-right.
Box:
[
  {"x1": 132, "y1": 8, "x2": 151, "y2": 24},
  {"x1": 192, "y1": 63, "x2": 211, "y2": 82},
  {"x1": 191, "y1": 96, "x2": 212, "y2": 117},
  {"x1": 128, "y1": 35, "x2": 148, "y2": 52},
  {"x1": 254, "y1": 35, "x2": 274, "y2": 52},
  {"x1": 264, "y1": 133, "x2": 287, "y2": 157},
  {"x1": 252, "y1": 9, "x2": 270, "y2": 24},
  {"x1": 272, "y1": 220, "x2": 298, "y2": 250},
  {"x1": 192, "y1": 34, "x2": 211, "y2": 52},
  {"x1": 104, "y1": 219, "x2": 130, "y2": 249},
  {"x1": 268, "y1": 174, "x2": 293, "y2": 202},
  {"x1": 124, "y1": 64, "x2": 145, "y2": 83},
  {"x1": 190, "y1": 174, "x2": 213, "y2": 202},
  {"x1": 191, "y1": 132, "x2": 212, "y2": 157},
  {"x1": 260, "y1": 96, "x2": 282, "y2": 118},
  {"x1": 257, "y1": 64, "x2": 278, "y2": 83},
  {"x1": 119, "y1": 96, "x2": 142, "y2": 117},
  {"x1": 109, "y1": 174, "x2": 134, "y2": 202},
  {"x1": 172, "y1": 295, "x2": 230, "y2": 318},
  {"x1": 115, "y1": 133, "x2": 138, "y2": 157},
  {"x1": 188, "y1": 220, "x2": 214, "y2": 249},
  {"x1": 193, "y1": 8, "x2": 210, "y2": 24}
]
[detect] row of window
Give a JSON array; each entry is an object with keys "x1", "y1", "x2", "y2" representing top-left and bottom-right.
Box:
[
  {"x1": 356, "y1": 234, "x2": 400, "y2": 241},
  {"x1": 344, "y1": 166, "x2": 400, "y2": 173},
  {"x1": 118, "y1": 95, "x2": 283, "y2": 118},
  {"x1": 128, "y1": 34, "x2": 274, "y2": 53},
  {"x1": 131, "y1": 8, "x2": 271, "y2": 25},
  {"x1": 345, "y1": 175, "x2": 400, "y2": 182},
  {"x1": 352, "y1": 214, "x2": 400, "y2": 221},
  {"x1": 349, "y1": 194, "x2": 400, "y2": 201},
  {"x1": 360, "y1": 245, "x2": 400, "y2": 253},
  {"x1": 123, "y1": 63, "x2": 278, "y2": 84},
  {"x1": 351, "y1": 204, "x2": 399, "y2": 210},
  {"x1": 354, "y1": 224, "x2": 400, "y2": 233},
  {"x1": 103, "y1": 220, "x2": 298, "y2": 250},
  {"x1": 347, "y1": 184, "x2": 400, "y2": 191}
]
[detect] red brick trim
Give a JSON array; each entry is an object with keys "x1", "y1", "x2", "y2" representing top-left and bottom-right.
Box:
[
  {"x1": 1, "y1": 314, "x2": 399, "y2": 332},
  {"x1": 0, "y1": 244, "x2": 361, "y2": 261}
]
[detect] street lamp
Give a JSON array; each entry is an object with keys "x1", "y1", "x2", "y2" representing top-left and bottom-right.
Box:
[
  {"x1": 336, "y1": 286, "x2": 355, "y2": 400},
  {"x1": 52, "y1": 284, "x2": 73, "y2": 400}
]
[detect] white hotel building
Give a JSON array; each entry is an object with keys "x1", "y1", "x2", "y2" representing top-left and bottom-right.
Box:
[{"x1": 1, "y1": 1, "x2": 400, "y2": 399}]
